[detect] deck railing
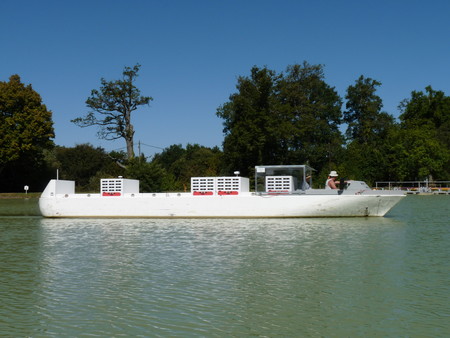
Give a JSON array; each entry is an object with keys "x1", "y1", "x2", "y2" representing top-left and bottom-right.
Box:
[{"x1": 375, "y1": 180, "x2": 450, "y2": 194}]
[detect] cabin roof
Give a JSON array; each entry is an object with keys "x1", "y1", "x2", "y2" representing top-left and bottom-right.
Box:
[{"x1": 255, "y1": 164, "x2": 315, "y2": 172}]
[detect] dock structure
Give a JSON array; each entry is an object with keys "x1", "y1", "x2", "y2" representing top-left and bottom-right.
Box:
[{"x1": 375, "y1": 180, "x2": 450, "y2": 195}]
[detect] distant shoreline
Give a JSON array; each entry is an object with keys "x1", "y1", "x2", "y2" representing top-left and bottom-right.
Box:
[{"x1": 0, "y1": 193, "x2": 40, "y2": 199}]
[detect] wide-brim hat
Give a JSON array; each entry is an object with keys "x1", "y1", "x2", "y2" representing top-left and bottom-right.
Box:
[{"x1": 329, "y1": 170, "x2": 338, "y2": 177}]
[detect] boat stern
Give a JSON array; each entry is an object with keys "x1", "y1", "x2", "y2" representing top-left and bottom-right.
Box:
[{"x1": 39, "y1": 180, "x2": 75, "y2": 217}]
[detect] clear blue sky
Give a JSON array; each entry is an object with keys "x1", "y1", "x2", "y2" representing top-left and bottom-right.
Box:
[{"x1": 1, "y1": 0, "x2": 449, "y2": 157}]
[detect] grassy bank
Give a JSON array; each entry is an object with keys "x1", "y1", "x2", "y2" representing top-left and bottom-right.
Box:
[{"x1": 0, "y1": 192, "x2": 40, "y2": 199}]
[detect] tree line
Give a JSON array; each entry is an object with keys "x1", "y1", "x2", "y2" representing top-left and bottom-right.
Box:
[{"x1": 1, "y1": 62, "x2": 449, "y2": 192}]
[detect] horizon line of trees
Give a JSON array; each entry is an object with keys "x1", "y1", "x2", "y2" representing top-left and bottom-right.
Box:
[{"x1": 1, "y1": 62, "x2": 450, "y2": 192}]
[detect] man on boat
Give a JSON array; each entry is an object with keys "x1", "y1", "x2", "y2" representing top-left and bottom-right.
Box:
[{"x1": 325, "y1": 171, "x2": 339, "y2": 189}]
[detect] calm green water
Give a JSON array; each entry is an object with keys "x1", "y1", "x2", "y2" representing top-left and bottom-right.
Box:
[{"x1": 0, "y1": 197, "x2": 449, "y2": 337}]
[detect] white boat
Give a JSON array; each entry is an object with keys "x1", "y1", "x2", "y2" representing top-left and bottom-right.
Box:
[{"x1": 39, "y1": 165, "x2": 405, "y2": 218}]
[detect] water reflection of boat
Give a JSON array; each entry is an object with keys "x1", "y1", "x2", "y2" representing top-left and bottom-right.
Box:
[{"x1": 39, "y1": 165, "x2": 405, "y2": 218}]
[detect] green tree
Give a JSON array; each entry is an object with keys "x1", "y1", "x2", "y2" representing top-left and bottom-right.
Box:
[
  {"x1": 54, "y1": 144, "x2": 122, "y2": 190},
  {"x1": 175, "y1": 144, "x2": 223, "y2": 180},
  {"x1": 399, "y1": 86, "x2": 450, "y2": 147},
  {"x1": 392, "y1": 86, "x2": 450, "y2": 180},
  {"x1": 72, "y1": 64, "x2": 152, "y2": 159},
  {"x1": 217, "y1": 66, "x2": 282, "y2": 176},
  {"x1": 152, "y1": 144, "x2": 186, "y2": 177},
  {"x1": 152, "y1": 144, "x2": 223, "y2": 191},
  {"x1": 278, "y1": 62, "x2": 343, "y2": 171},
  {"x1": 344, "y1": 75, "x2": 394, "y2": 144},
  {"x1": 126, "y1": 157, "x2": 167, "y2": 192},
  {"x1": 0, "y1": 75, "x2": 54, "y2": 191},
  {"x1": 340, "y1": 75, "x2": 395, "y2": 183},
  {"x1": 385, "y1": 127, "x2": 450, "y2": 180},
  {"x1": 217, "y1": 63, "x2": 343, "y2": 177}
]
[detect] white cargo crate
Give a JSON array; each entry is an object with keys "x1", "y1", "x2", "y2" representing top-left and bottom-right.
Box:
[
  {"x1": 216, "y1": 177, "x2": 249, "y2": 195},
  {"x1": 216, "y1": 177, "x2": 249, "y2": 192},
  {"x1": 101, "y1": 178, "x2": 139, "y2": 196},
  {"x1": 191, "y1": 176, "x2": 249, "y2": 195},
  {"x1": 265, "y1": 176, "x2": 295, "y2": 193},
  {"x1": 191, "y1": 177, "x2": 215, "y2": 194}
]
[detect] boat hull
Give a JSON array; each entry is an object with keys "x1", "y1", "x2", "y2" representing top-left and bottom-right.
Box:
[{"x1": 39, "y1": 192, "x2": 404, "y2": 218}]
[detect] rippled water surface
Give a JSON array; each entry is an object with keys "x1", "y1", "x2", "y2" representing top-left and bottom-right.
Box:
[{"x1": 1, "y1": 196, "x2": 449, "y2": 336}]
